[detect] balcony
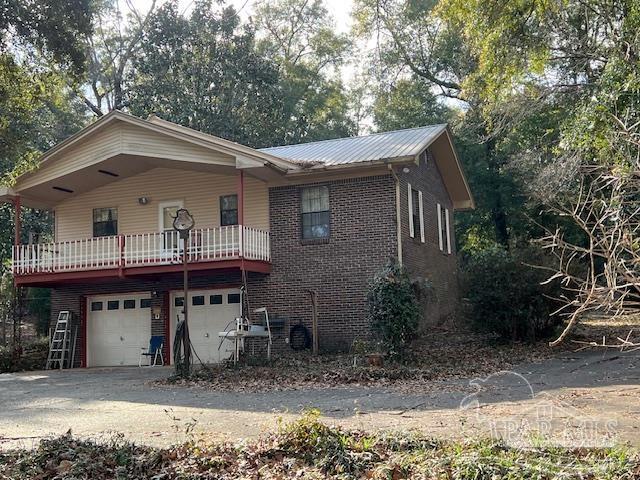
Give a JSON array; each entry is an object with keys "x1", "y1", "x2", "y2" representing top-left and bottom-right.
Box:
[{"x1": 12, "y1": 225, "x2": 271, "y2": 285}]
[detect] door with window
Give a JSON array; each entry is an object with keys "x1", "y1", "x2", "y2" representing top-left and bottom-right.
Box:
[{"x1": 158, "y1": 201, "x2": 183, "y2": 256}]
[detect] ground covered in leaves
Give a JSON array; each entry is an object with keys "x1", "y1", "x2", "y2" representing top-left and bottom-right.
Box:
[
  {"x1": 0, "y1": 413, "x2": 637, "y2": 479},
  {"x1": 164, "y1": 327, "x2": 564, "y2": 393}
]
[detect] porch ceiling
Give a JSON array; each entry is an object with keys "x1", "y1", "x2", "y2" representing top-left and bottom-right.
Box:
[{"x1": 16, "y1": 154, "x2": 260, "y2": 208}]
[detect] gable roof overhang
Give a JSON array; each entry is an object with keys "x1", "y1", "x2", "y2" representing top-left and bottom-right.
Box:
[{"x1": 6, "y1": 110, "x2": 299, "y2": 208}]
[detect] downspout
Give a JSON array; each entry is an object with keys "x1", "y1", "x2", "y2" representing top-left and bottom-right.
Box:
[{"x1": 388, "y1": 165, "x2": 403, "y2": 266}]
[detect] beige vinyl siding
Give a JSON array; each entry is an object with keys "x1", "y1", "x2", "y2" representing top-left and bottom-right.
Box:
[
  {"x1": 19, "y1": 123, "x2": 234, "y2": 191},
  {"x1": 54, "y1": 167, "x2": 268, "y2": 241}
]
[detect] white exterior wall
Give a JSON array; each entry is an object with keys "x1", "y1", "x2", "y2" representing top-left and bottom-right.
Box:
[{"x1": 54, "y1": 167, "x2": 269, "y2": 241}]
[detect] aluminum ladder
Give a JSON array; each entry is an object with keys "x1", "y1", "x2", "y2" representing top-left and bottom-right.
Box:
[{"x1": 46, "y1": 311, "x2": 75, "y2": 370}]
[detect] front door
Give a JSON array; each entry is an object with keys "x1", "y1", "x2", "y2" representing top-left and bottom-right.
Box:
[{"x1": 158, "y1": 200, "x2": 183, "y2": 255}]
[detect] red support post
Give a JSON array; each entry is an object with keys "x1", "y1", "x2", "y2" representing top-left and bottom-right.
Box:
[
  {"x1": 237, "y1": 170, "x2": 244, "y2": 226},
  {"x1": 237, "y1": 170, "x2": 244, "y2": 259},
  {"x1": 14, "y1": 195, "x2": 21, "y2": 247},
  {"x1": 118, "y1": 234, "x2": 125, "y2": 277},
  {"x1": 80, "y1": 296, "x2": 87, "y2": 368}
]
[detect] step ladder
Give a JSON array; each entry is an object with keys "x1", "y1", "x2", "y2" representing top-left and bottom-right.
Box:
[{"x1": 46, "y1": 311, "x2": 77, "y2": 370}]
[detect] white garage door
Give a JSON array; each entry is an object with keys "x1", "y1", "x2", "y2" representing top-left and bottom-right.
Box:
[
  {"x1": 171, "y1": 289, "x2": 241, "y2": 364},
  {"x1": 87, "y1": 293, "x2": 152, "y2": 367}
]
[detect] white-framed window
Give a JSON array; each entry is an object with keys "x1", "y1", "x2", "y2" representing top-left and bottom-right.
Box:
[
  {"x1": 437, "y1": 203, "x2": 452, "y2": 254},
  {"x1": 408, "y1": 184, "x2": 425, "y2": 242},
  {"x1": 301, "y1": 185, "x2": 330, "y2": 240}
]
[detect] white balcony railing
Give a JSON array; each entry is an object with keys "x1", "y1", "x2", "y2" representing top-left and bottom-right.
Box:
[{"x1": 11, "y1": 225, "x2": 270, "y2": 275}]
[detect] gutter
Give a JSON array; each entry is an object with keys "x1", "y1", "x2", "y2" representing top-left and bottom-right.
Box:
[{"x1": 388, "y1": 165, "x2": 403, "y2": 266}]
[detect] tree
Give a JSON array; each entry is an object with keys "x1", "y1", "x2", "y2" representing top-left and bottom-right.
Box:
[
  {"x1": 126, "y1": 0, "x2": 287, "y2": 148},
  {"x1": 254, "y1": 0, "x2": 355, "y2": 143},
  {"x1": 373, "y1": 76, "x2": 451, "y2": 131},
  {"x1": 440, "y1": 0, "x2": 640, "y2": 342},
  {"x1": 1, "y1": 0, "x2": 95, "y2": 74},
  {"x1": 75, "y1": 0, "x2": 158, "y2": 115}
]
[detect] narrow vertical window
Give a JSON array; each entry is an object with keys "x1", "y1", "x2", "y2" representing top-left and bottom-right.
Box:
[
  {"x1": 301, "y1": 186, "x2": 330, "y2": 239},
  {"x1": 220, "y1": 195, "x2": 238, "y2": 226},
  {"x1": 445, "y1": 207, "x2": 452, "y2": 254},
  {"x1": 418, "y1": 190, "x2": 425, "y2": 243},
  {"x1": 437, "y1": 203, "x2": 444, "y2": 251},
  {"x1": 93, "y1": 208, "x2": 118, "y2": 237},
  {"x1": 407, "y1": 184, "x2": 414, "y2": 238}
]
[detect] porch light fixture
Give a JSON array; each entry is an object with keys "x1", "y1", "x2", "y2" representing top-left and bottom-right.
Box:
[
  {"x1": 173, "y1": 208, "x2": 195, "y2": 378},
  {"x1": 138, "y1": 196, "x2": 149, "y2": 205}
]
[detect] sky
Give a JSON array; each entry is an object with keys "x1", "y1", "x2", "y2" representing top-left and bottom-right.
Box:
[{"x1": 126, "y1": 0, "x2": 355, "y2": 33}]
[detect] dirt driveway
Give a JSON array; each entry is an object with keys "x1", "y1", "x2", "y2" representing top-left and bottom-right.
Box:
[{"x1": 1, "y1": 350, "x2": 639, "y2": 450}]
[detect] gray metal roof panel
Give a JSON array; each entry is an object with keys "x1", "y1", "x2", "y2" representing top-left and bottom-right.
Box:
[{"x1": 259, "y1": 124, "x2": 447, "y2": 166}]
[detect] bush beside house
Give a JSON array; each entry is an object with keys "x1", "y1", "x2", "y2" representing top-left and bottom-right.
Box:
[
  {"x1": 367, "y1": 263, "x2": 421, "y2": 359},
  {"x1": 460, "y1": 247, "x2": 562, "y2": 342}
]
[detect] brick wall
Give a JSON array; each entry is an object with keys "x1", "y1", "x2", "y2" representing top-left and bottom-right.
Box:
[
  {"x1": 396, "y1": 149, "x2": 458, "y2": 327},
  {"x1": 248, "y1": 175, "x2": 398, "y2": 352}
]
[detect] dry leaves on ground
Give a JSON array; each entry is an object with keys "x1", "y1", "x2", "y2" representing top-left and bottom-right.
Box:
[{"x1": 161, "y1": 327, "x2": 567, "y2": 393}]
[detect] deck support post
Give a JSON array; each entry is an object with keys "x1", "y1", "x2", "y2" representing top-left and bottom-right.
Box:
[{"x1": 13, "y1": 195, "x2": 21, "y2": 248}]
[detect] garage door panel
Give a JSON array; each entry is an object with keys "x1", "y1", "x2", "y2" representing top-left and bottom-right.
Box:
[
  {"x1": 171, "y1": 289, "x2": 240, "y2": 364},
  {"x1": 88, "y1": 294, "x2": 151, "y2": 367}
]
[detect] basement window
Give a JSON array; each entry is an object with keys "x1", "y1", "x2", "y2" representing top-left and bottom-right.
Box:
[{"x1": 93, "y1": 207, "x2": 118, "y2": 237}]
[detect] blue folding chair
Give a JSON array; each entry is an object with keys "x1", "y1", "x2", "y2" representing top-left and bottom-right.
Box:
[{"x1": 139, "y1": 335, "x2": 165, "y2": 367}]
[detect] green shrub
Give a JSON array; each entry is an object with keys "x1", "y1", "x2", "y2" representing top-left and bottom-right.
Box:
[
  {"x1": 367, "y1": 262, "x2": 421, "y2": 359},
  {"x1": 0, "y1": 337, "x2": 49, "y2": 373},
  {"x1": 460, "y1": 246, "x2": 562, "y2": 342}
]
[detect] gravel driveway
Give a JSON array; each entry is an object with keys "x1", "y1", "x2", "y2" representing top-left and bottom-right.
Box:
[{"x1": 1, "y1": 350, "x2": 639, "y2": 450}]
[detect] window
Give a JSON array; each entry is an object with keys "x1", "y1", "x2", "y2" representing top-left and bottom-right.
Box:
[
  {"x1": 93, "y1": 208, "x2": 117, "y2": 237},
  {"x1": 411, "y1": 189, "x2": 420, "y2": 239},
  {"x1": 140, "y1": 298, "x2": 152, "y2": 308},
  {"x1": 123, "y1": 299, "x2": 136, "y2": 309},
  {"x1": 228, "y1": 293, "x2": 241, "y2": 304},
  {"x1": 174, "y1": 297, "x2": 184, "y2": 307},
  {"x1": 220, "y1": 195, "x2": 238, "y2": 226},
  {"x1": 210, "y1": 294, "x2": 223, "y2": 305},
  {"x1": 408, "y1": 184, "x2": 425, "y2": 242},
  {"x1": 437, "y1": 204, "x2": 451, "y2": 254},
  {"x1": 192, "y1": 295, "x2": 205, "y2": 306},
  {"x1": 91, "y1": 301, "x2": 103, "y2": 311},
  {"x1": 107, "y1": 300, "x2": 119, "y2": 310},
  {"x1": 301, "y1": 186, "x2": 330, "y2": 240}
]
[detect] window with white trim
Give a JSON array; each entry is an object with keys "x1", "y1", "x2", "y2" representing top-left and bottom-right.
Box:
[
  {"x1": 301, "y1": 185, "x2": 330, "y2": 240},
  {"x1": 437, "y1": 203, "x2": 452, "y2": 254},
  {"x1": 408, "y1": 184, "x2": 425, "y2": 242}
]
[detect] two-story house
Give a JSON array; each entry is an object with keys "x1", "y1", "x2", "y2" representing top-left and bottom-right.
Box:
[{"x1": 1, "y1": 111, "x2": 473, "y2": 367}]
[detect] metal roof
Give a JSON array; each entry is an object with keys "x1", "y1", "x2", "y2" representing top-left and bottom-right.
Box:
[{"x1": 260, "y1": 124, "x2": 447, "y2": 166}]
